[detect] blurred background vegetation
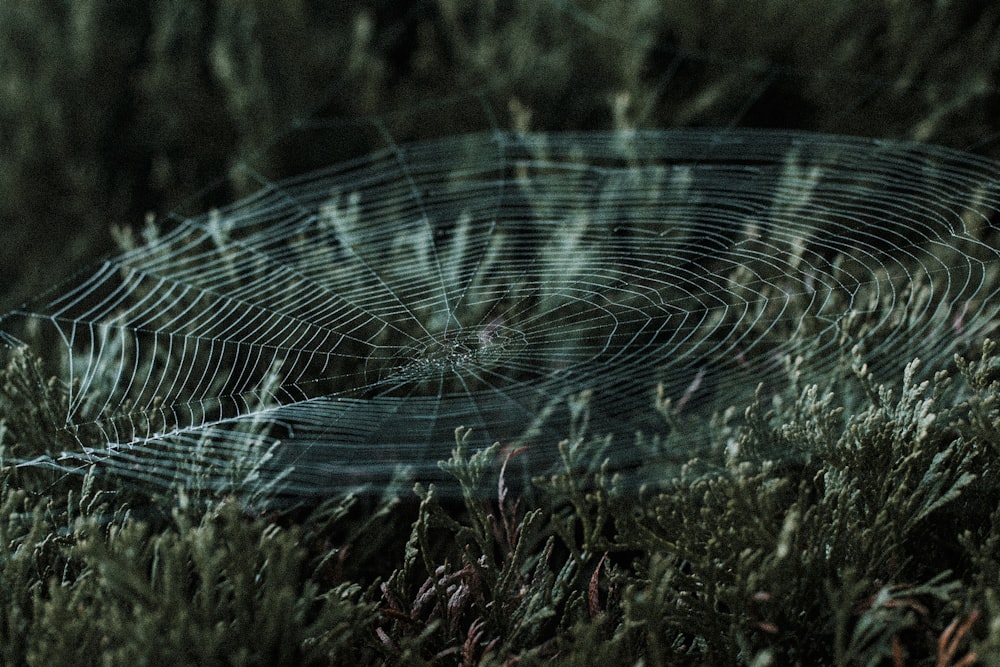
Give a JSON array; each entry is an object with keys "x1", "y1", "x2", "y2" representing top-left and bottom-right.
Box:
[{"x1": 2, "y1": 0, "x2": 998, "y2": 312}]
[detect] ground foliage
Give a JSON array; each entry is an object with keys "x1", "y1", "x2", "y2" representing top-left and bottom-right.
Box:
[
  {"x1": 3, "y1": 0, "x2": 1000, "y2": 665},
  {"x1": 1, "y1": 338, "x2": 998, "y2": 664}
]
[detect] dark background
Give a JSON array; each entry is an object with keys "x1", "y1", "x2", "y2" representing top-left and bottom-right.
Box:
[{"x1": 2, "y1": 0, "x2": 998, "y2": 312}]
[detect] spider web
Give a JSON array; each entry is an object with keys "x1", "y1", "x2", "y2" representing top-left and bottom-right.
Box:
[
  {"x1": 3, "y1": 21, "x2": 1000, "y2": 500},
  {"x1": 3, "y1": 125, "x2": 999, "y2": 499}
]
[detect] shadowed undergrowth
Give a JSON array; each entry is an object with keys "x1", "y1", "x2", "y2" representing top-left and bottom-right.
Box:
[{"x1": 2, "y1": 338, "x2": 1000, "y2": 665}]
